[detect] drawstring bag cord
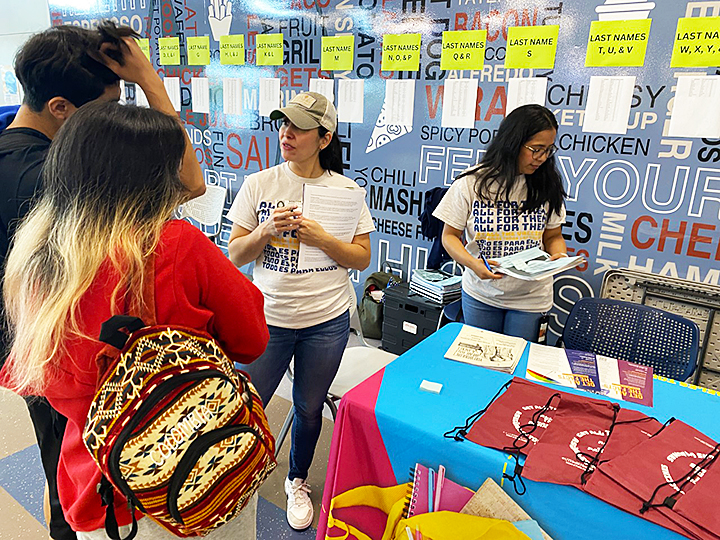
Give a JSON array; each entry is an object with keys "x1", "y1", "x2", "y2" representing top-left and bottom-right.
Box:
[
  {"x1": 501, "y1": 392, "x2": 562, "y2": 496},
  {"x1": 640, "y1": 438, "x2": 720, "y2": 515},
  {"x1": 576, "y1": 412, "x2": 672, "y2": 486},
  {"x1": 444, "y1": 380, "x2": 512, "y2": 442}
]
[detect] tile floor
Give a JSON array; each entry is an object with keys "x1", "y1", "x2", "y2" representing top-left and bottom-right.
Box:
[{"x1": 0, "y1": 370, "x2": 335, "y2": 539}]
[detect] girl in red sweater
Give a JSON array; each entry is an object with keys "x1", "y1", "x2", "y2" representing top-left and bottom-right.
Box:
[{"x1": 2, "y1": 101, "x2": 268, "y2": 539}]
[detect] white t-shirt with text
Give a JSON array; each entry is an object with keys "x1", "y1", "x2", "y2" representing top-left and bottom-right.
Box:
[
  {"x1": 226, "y1": 162, "x2": 375, "y2": 329},
  {"x1": 433, "y1": 172, "x2": 566, "y2": 312}
]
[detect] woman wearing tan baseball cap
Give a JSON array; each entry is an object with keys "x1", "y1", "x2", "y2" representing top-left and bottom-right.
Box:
[{"x1": 225, "y1": 92, "x2": 375, "y2": 530}]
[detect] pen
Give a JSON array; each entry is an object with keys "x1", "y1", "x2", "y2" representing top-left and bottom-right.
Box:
[
  {"x1": 480, "y1": 252, "x2": 494, "y2": 273},
  {"x1": 434, "y1": 464, "x2": 446, "y2": 512}
]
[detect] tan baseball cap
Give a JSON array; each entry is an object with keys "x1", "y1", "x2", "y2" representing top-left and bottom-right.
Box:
[{"x1": 270, "y1": 92, "x2": 337, "y2": 132}]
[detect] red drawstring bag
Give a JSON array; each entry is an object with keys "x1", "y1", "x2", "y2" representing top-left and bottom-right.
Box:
[
  {"x1": 586, "y1": 419, "x2": 720, "y2": 540},
  {"x1": 522, "y1": 398, "x2": 663, "y2": 488},
  {"x1": 584, "y1": 466, "x2": 714, "y2": 540},
  {"x1": 455, "y1": 378, "x2": 563, "y2": 454},
  {"x1": 674, "y1": 460, "x2": 720, "y2": 539}
]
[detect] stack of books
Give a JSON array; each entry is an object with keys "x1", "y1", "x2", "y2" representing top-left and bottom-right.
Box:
[{"x1": 410, "y1": 269, "x2": 462, "y2": 304}]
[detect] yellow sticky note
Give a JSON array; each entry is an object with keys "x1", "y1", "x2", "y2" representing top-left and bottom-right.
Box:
[
  {"x1": 256, "y1": 33, "x2": 284, "y2": 66},
  {"x1": 505, "y1": 26, "x2": 559, "y2": 69},
  {"x1": 671, "y1": 17, "x2": 720, "y2": 68},
  {"x1": 187, "y1": 36, "x2": 210, "y2": 65},
  {"x1": 137, "y1": 38, "x2": 150, "y2": 60},
  {"x1": 220, "y1": 34, "x2": 245, "y2": 65},
  {"x1": 158, "y1": 36, "x2": 180, "y2": 65},
  {"x1": 382, "y1": 33, "x2": 421, "y2": 71},
  {"x1": 440, "y1": 30, "x2": 486, "y2": 70},
  {"x1": 585, "y1": 19, "x2": 652, "y2": 67},
  {"x1": 322, "y1": 35, "x2": 354, "y2": 71}
]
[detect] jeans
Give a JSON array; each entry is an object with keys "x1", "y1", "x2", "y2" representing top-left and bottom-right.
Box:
[
  {"x1": 240, "y1": 311, "x2": 350, "y2": 480},
  {"x1": 462, "y1": 290, "x2": 543, "y2": 342}
]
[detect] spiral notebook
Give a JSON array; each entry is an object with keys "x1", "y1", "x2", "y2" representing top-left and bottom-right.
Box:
[{"x1": 404, "y1": 463, "x2": 474, "y2": 518}]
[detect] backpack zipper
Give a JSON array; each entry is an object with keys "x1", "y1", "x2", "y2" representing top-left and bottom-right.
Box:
[
  {"x1": 166, "y1": 424, "x2": 260, "y2": 524},
  {"x1": 107, "y1": 369, "x2": 236, "y2": 510}
]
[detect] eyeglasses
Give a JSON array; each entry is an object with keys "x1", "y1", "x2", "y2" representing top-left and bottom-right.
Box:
[{"x1": 523, "y1": 144, "x2": 558, "y2": 159}]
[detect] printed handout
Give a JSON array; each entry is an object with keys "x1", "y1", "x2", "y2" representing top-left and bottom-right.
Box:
[
  {"x1": 191, "y1": 77, "x2": 210, "y2": 114},
  {"x1": 445, "y1": 325, "x2": 527, "y2": 373},
  {"x1": 337, "y1": 79, "x2": 364, "y2": 123},
  {"x1": 582, "y1": 75, "x2": 635, "y2": 135},
  {"x1": 384, "y1": 79, "x2": 416, "y2": 127},
  {"x1": 223, "y1": 78, "x2": 243, "y2": 116},
  {"x1": 506, "y1": 77, "x2": 548, "y2": 115},
  {"x1": 309, "y1": 77, "x2": 335, "y2": 103},
  {"x1": 526, "y1": 344, "x2": 653, "y2": 406},
  {"x1": 668, "y1": 75, "x2": 720, "y2": 139},
  {"x1": 259, "y1": 78, "x2": 281, "y2": 117},
  {"x1": 441, "y1": 78, "x2": 478, "y2": 129},
  {"x1": 297, "y1": 184, "x2": 365, "y2": 270},
  {"x1": 491, "y1": 247, "x2": 584, "y2": 281},
  {"x1": 163, "y1": 77, "x2": 181, "y2": 111}
]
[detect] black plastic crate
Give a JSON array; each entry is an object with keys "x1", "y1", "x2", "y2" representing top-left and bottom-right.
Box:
[{"x1": 382, "y1": 282, "x2": 443, "y2": 355}]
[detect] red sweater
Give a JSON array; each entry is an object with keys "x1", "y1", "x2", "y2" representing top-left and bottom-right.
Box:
[{"x1": 18, "y1": 221, "x2": 268, "y2": 532}]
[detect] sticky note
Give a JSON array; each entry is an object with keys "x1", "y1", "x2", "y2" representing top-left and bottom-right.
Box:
[
  {"x1": 256, "y1": 33, "x2": 284, "y2": 66},
  {"x1": 220, "y1": 34, "x2": 245, "y2": 65},
  {"x1": 137, "y1": 38, "x2": 150, "y2": 60},
  {"x1": 158, "y1": 36, "x2": 180, "y2": 65},
  {"x1": 382, "y1": 33, "x2": 421, "y2": 71},
  {"x1": 322, "y1": 35, "x2": 354, "y2": 71},
  {"x1": 187, "y1": 36, "x2": 210, "y2": 65},
  {"x1": 505, "y1": 25, "x2": 559, "y2": 69},
  {"x1": 586, "y1": 19, "x2": 651, "y2": 67},
  {"x1": 440, "y1": 30, "x2": 486, "y2": 70},
  {"x1": 671, "y1": 17, "x2": 720, "y2": 68}
]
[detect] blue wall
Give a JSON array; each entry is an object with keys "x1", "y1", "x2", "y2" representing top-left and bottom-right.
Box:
[{"x1": 47, "y1": 0, "x2": 720, "y2": 339}]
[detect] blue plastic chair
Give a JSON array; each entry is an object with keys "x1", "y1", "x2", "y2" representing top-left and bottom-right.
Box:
[{"x1": 561, "y1": 298, "x2": 700, "y2": 382}]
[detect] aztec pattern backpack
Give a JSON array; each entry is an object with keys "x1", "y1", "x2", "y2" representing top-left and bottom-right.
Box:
[{"x1": 83, "y1": 273, "x2": 276, "y2": 539}]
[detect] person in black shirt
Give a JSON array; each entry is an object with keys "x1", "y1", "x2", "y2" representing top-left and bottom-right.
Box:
[{"x1": 0, "y1": 23, "x2": 204, "y2": 540}]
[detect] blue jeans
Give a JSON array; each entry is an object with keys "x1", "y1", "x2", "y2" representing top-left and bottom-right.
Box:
[
  {"x1": 240, "y1": 311, "x2": 350, "y2": 480},
  {"x1": 462, "y1": 290, "x2": 543, "y2": 342}
]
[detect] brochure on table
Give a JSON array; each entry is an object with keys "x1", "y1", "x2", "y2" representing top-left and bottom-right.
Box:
[
  {"x1": 492, "y1": 247, "x2": 584, "y2": 281},
  {"x1": 445, "y1": 325, "x2": 527, "y2": 373},
  {"x1": 297, "y1": 184, "x2": 364, "y2": 270},
  {"x1": 526, "y1": 344, "x2": 653, "y2": 407}
]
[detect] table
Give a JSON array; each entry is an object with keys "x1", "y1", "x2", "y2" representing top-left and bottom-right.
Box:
[{"x1": 317, "y1": 323, "x2": 720, "y2": 540}]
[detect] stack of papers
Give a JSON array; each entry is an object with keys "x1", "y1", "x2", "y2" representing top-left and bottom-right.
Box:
[
  {"x1": 525, "y1": 345, "x2": 654, "y2": 407},
  {"x1": 444, "y1": 325, "x2": 527, "y2": 374},
  {"x1": 492, "y1": 247, "x2": 583, "y2": 281},
  {"x1": 410, "y1": 269, "x2": 462, "y2": 304}
]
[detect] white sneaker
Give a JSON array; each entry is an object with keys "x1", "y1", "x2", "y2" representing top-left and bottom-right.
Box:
[{"x1": 284, "y1": 477, "x2": 313, "y2": 530}]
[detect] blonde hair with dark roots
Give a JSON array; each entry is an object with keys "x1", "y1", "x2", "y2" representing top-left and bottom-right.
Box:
[{"x1": 3, "y1": 101, "x2": 187, "y2": 394}]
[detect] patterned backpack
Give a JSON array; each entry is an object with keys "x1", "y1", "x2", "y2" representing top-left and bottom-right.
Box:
[{"x1": 83, "y1": 311, "x2": 276, "y2": 539}]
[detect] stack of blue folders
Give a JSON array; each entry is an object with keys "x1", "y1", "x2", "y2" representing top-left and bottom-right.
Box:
[{"x1": 409, "y1": 269, "x2": 462, "y2": 304}]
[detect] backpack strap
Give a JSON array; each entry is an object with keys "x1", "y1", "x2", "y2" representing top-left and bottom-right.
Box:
[
  {"x1": 98, "y1": 476, "x2": 138, "y2": 540},
  {"x1": 99, "y1": 316, "x2": 146, "y2": 350}
]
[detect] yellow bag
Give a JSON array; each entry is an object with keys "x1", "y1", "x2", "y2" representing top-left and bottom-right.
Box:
[{"x1": 326, "y1": 483, "x2": 530, "y2": 540}]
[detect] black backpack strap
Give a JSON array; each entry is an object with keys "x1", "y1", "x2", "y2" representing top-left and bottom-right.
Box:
[
  {"x1": 98, "y1": 476, "x2": 138, "y2": 540},
  {"x1": 99, "y1": 315, "x2": 146, "y2": 350}
]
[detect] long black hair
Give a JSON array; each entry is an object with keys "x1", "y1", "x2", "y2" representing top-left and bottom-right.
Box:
[
  {"x1": 318, "y1": 126, "x2": 344, "y2": 175},
  {"x1": 457, "y1": 104, "x2": 566, "y2": 216}
]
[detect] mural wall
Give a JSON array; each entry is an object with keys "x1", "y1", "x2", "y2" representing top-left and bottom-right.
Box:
[{"x1": 47, "y1": 0, "x2": 720, "y2": 338}]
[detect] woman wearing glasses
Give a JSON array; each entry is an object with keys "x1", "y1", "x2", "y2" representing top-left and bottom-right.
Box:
[{"x1": 433, "y1": 104, "x2": 567, "y2": 341}]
